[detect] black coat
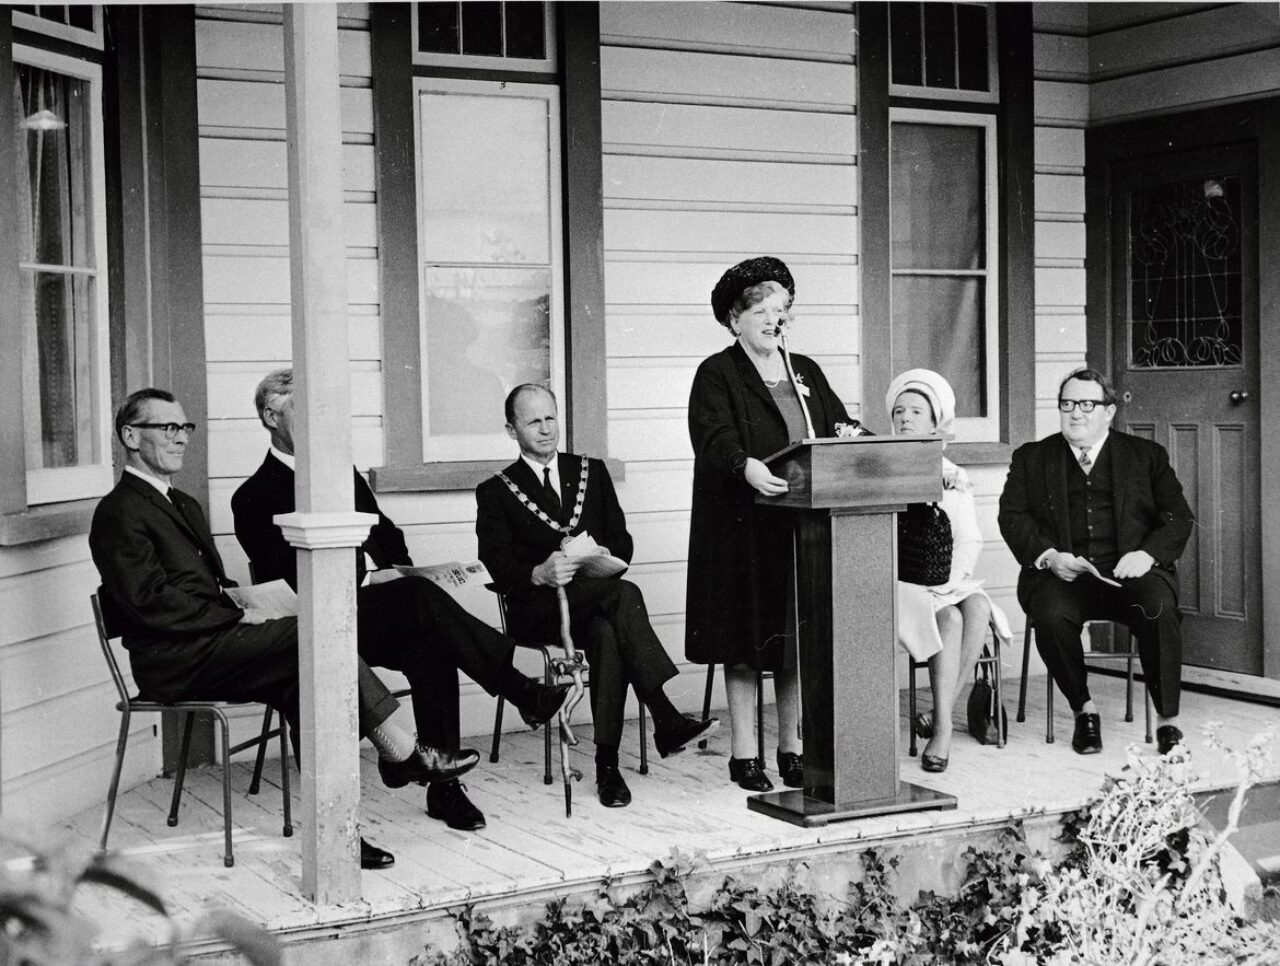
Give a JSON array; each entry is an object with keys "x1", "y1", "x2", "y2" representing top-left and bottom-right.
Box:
[
  {"x1": 231, "y1": 452, "x2": 410, "y2": 590},
  {"x1": 997, "y1": 430, "x2": 1194, "y2": 609},
  {"x1": 89, "y1": 472, "x2": 243, "y2": 649},
  {"x1": 684, "y1": 341, "x2": 852, "y2": 668},
  {"x1": 475, "y1": 453, "x2": 633, "y2": 622}
]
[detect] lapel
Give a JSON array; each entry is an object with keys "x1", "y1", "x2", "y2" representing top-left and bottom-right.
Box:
[
  {"x1": 558, "y1": 452, "x2": 580, "y2": 523},
  {"x1": 1103, "y1": 432, "x2": 1130, "y2": 531},
  {"x1": 124, "y1": 474, "x2": 223, "y2": 576},
  {"x1": 1043, "y1": 436, "x2": 1073, "y2": 549},
  {"x1": 507, "y1": 457, "x2": 562, "y2": 521}
]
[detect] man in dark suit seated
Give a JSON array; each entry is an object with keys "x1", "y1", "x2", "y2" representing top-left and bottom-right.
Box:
[
  {"x1": 90, "y1": 388, "x2": 481, "y2": 870},
  {"x1": 232, "y1": 369, "x2": 571, "y2": 832},
  {"x1": 998, "y1": 368, "x2": 1194, "y2": 756},
  {"x1": 475, "y1": 384, "x2": 718, "y2": 808}
]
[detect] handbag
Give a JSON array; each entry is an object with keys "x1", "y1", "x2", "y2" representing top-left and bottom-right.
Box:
[
  {"x1": 897, "y1": 502, "x2": 952, "y2": 587},
  {"x1": 966, "y1": 661, "x2": 1007, "y2": 746}
]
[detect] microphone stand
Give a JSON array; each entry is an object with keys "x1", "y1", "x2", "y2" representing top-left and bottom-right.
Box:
[{"x1": 779, "y1": 327, "x2": 817, "y2": 440}]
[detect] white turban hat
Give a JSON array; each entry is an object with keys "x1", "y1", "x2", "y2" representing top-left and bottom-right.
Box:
[{"x1": 885, "y1": 369, "x2": 956, "y2": 437}]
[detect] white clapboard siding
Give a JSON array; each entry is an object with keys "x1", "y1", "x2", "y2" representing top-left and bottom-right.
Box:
[
  {"x1": 607, "y1": 307, "x2": 860, "y2": 360},
  {"x1": 203, "y1": 255, "x2": 379, "y2": 307},
  {"x1": 600, "y1": 2, "x2": 856, "y2": 60},
  {"x1": 203, "y1": 308, "x2": 381, "y2": 363},
  {"x1": 201, "y1": 198, "x2": 377, "y2": 249},
  {"x1": 604, "y1": 102, "x2": 856, "y2": 160},
  {"x1": 605, "y1": 156, "x2": 857, "y2": 208},
  {"x1": 205, "y1": 365, "x2": 381, "y2": 420},
  {"x1": 605, "y1": 259, "x2": 859, "y2": 311},
  {"x1": 200, "y1": 139, "x2": 376, "y2": 193},
  {"x1": 194, "y1": 17, "x2": 371, "y2": 76}
]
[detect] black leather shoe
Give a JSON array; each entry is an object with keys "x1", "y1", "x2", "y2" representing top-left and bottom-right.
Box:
[
  {"x1": 1156, "y1": 724, "x2": 1184, "y2": 755},
  {"x1": 378, "y1": 745, "x2": 480, "y2": 788},
  {"x1": 596, "y1": 765, "x2": 632, "y2": 807},
  {"x1": 426, "y1": 779, "x2": 486, "y2": 831},
  {"x1": 653, "y1": 714, "x2": 719, "y2": 758},
  {"x1": 359, "y1": 837, "x2": 395, "y2": 870},
  {"x1": 1071, "y1": 713, "x2": 1103, "y2": 755},
  {"x1": 516, "y1": 680, "x2": 574, "y2": 729},
  {"x1": 776, "y1": 751, "x2": 804, "y2": 788},
  {"x1": 728, "y1": 756, "x2": 773, "y2": 792}
]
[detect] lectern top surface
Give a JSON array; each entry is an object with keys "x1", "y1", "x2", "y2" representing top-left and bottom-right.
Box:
[{"x1": 764, "y1": 435, "x2": 943, "y2": 464}]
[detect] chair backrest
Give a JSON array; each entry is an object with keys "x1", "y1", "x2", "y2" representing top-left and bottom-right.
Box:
[{"x1": 91, "y1": 592, "x2": 133, "y2": 705}]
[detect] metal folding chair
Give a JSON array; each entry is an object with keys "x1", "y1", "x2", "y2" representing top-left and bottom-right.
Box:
[{"x1": 93, "y1": 592, "x2": 293, "y2": 867}]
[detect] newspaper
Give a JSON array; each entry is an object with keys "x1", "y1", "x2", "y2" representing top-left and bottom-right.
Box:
[
  {"x1": 393, "y1": 559, "x2": 493, "y2": 591},
  {"x1": 560, "y1": 532, "x2": 628, "y2": 579},
  {"x1": 224, "y1": 579, "x2": 298, "y2": 620}
]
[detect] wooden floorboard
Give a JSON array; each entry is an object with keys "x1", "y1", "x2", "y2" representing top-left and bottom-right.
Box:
[{"x1": 50, "y1": 674, "x2": 1279, "y2": 954}]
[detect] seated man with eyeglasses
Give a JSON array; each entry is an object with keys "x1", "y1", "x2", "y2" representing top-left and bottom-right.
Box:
[
  {"x1": 89, "y1": 388, "x2": 481, "y2": 871},
  {"x1": 997, "y1": 368, "x2": 1194, "y2": 757}
]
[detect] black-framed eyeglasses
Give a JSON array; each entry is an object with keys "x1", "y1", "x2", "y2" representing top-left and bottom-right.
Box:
[
  {"x1": 128, "y1": 422, "x2": 197, "y2": 440},
  {"x1": 1057, "y1": 399, "x2": 1105, "y2": 414}
]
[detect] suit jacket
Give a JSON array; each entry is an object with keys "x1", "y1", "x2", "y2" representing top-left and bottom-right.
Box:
[
  {"x1": 475, "y1": 453, "x2": 632, "y2": 600},
  {"x1": 89, "y1": 472, "x2": 243, "y2": 649},
  {"x1": 231, "y1": 452, "x2": 411, "y2": 590},
  {"x1": 997, "y1": 430, "x2": 1194, "y2": 608}
]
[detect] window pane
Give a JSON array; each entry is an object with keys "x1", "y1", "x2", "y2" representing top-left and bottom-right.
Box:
[
  {"x1": 890, "y1": 3, "x2": 923, "y2": 87},
  {"x1": 423, "y1": 266, "x2": 550, "y2": 436},
  {"x1": 460, "y1": 1, "x2": 502, "y2": 57},
  {"x1": 68, "y1": 5, "x2": 94, "y2": 31},
  {"x1": 956, "y1": 4, "x2": 988, "y2": 91},
  {"x1": 16, "y1": 64, "x2": 93, "y2": 268},
  {"x1": 923, "y1": 3, "x2": 956, "y2": 88},
  {"x1": 21, "y1": 270, "x2": 100, "y2": 469},
  {"x1": 504, "y1": 1, "x2": 545, "y2": 60},
  {"x1": 14, "y1": 63, "x2": 102, "y2": 475},
  {"x1": 1129, "y1": 176, "x2": 1242, "y2": 369},
  {"x1": 891, "y1": 276, "x2": 986, "y2": 417},
  {"x1": 420, "y1": 92, "x2": 550, "y2": 264},
  {"x1": 39, "y1": 5, "x2": 68, "y2": 24},
  {"x1": 891, "y1": 123, "x2": 984, "y2": 270},
  {"x1": 418, "y1": 2, "x2": 460, "y2": 54}
]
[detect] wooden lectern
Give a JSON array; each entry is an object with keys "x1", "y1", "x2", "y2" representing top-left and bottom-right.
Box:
[{"x1": 748, "y1": 436, "x2": 958, "y2": 826}]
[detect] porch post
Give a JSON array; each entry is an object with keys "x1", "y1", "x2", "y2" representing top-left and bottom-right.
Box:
[{"x1": 280, "y1": 3, "x2": 372, "y2": 903}]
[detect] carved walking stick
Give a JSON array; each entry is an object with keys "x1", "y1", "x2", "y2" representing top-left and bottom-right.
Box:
[{"x1": 554, "y1": 584, "x2": 587, "y2": 817}]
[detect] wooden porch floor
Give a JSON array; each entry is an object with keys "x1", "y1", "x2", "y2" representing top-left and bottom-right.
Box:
[{"x1": 45, "y1": 674, "x2": 1277, "y2": 958}]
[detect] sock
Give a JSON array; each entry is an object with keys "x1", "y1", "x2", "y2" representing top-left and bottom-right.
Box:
[
  {"x1": 495, "y1": 664, "x2": 531, "y2": 704},
  {"x1": 595, "y1": 743, "x2": 619, "y2": 770},
  {"x1": 642, "y1": 688, "x2": 683, "y2": 731},
  {"x1": 367, "y1": 721, "x2": 415, "y2": 762}
]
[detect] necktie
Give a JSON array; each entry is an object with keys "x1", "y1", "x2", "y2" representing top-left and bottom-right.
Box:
[
  {"x1": 1078, "y1": 448, "x2": 1092, "y2": 474},
  {"x1": 542, "y1": 467, "x2": 562, "y2": 517}
]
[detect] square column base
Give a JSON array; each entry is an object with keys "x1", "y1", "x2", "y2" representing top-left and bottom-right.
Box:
[{"x1": 746, "y1": 782, "x2": 957, "y2": 828}]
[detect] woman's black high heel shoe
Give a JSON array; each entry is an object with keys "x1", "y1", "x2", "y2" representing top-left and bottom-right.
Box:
[{"x1": 729, "y1": 756, "x2": 774, "y2": 792}]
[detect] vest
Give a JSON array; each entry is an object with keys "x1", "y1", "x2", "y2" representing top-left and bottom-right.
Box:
[{"x1": 1066, "y1": 440, "x2": 1118, "y2": 569}]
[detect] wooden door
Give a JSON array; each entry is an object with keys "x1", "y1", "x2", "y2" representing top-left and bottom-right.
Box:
[{"x1": 1109, "y1": 143, "x2": 1260, "y2": 674}]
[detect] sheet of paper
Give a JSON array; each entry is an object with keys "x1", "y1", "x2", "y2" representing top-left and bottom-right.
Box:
[
  {"x1": 560, "y1": 532, "x2": 629, "y2": 578},
  {"x1": 394, "y1": 559, "x2": 492, "y2": 592},
  {"x1": 224, "y1": 579, "x2": 298, "y2": 620},
  {"x1": 1080, "y1": 560, "x2": 1122, "y2": 587}
]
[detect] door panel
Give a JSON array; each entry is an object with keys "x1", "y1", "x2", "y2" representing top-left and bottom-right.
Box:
[{"x1": 1110, "y1": 143, "x2": 1260, "y2": 674}]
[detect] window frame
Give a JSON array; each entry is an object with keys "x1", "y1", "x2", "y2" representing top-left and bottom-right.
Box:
[
  {"x1": 888, "y1": 107, "x2": 1000, "y2": 442},
  {"x1": 369, "y1": 2, "x2": 609, "y2": 493},
  {"x1": 12, "y1": 5, "x2": 104, "y2": 51},
  {"x1": 410, "y1": 2, "x2": 557, "y2": 73},
  {"x1": 888, "y1": 1, "x2": 998, "y2": 105},
  {"x1": 858, "y1": 0, "x2": 1034, "y2": 461},
  {"x1": 411, "y1": 75, "x2": 566, "y2": 464},
  {"x1": 13, "y1": 43, "x2": 114, "y2": 506}
]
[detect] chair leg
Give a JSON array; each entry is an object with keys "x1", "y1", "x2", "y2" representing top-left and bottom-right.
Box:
[
  {"x1": 278, "y1": 717, "x2": 293, "y2": 837},
  {"x1": 490, "y1": 696, "x2": 506, "y2": 764},
  {"x1": 249, "y1": 705, "x2": 273, "y2": 795},
  {"x1": 100, "y1": 708, "x2": 132, "y2": 854},
  {"x1": 542, "y1": 655, "x2": 554, "y2": 786},
  {"x1": 907, "y1": 660, "x2": 919, "y2": 757},
  {"x1": 638, "y1": 703, "x2": 649, "y2": 776},
  {"x1": 1144, "y1": 690, "x2": 1154, "y2": 744},
  {"x1": 992, "y1": 638, "x2": 1006, "y2": 750},
  {"x1": 168, "y1": 712, "x2": 197, "y2": 827},
  {"x1": 697, "y1": 663, "x2": 716, "y2": 750},
  {"x1": 1123, "y1": 633, "x2": 1136, "y2": 723},
  {"x1": 756, "y1": 672, "x2": 765, "y2": 764},
  {"x1": 1045, "y1": 673, "x2": 1055, "y2": 744},
  {"x1": 1017, "y1": 624, "x2": 1032, "y2": 722},
  {"x1": 215, "y1": 713, "x2": 234, "y2": 868}
]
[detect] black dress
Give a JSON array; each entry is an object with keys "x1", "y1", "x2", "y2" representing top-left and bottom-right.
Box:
[{"x1": 684, "y1": 341, "x2": 853, "y2": 670}]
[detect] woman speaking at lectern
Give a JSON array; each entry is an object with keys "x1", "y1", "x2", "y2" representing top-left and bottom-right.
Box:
[{"x1": 685, "y1": 256, "x2": 865, "y2": 793}]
